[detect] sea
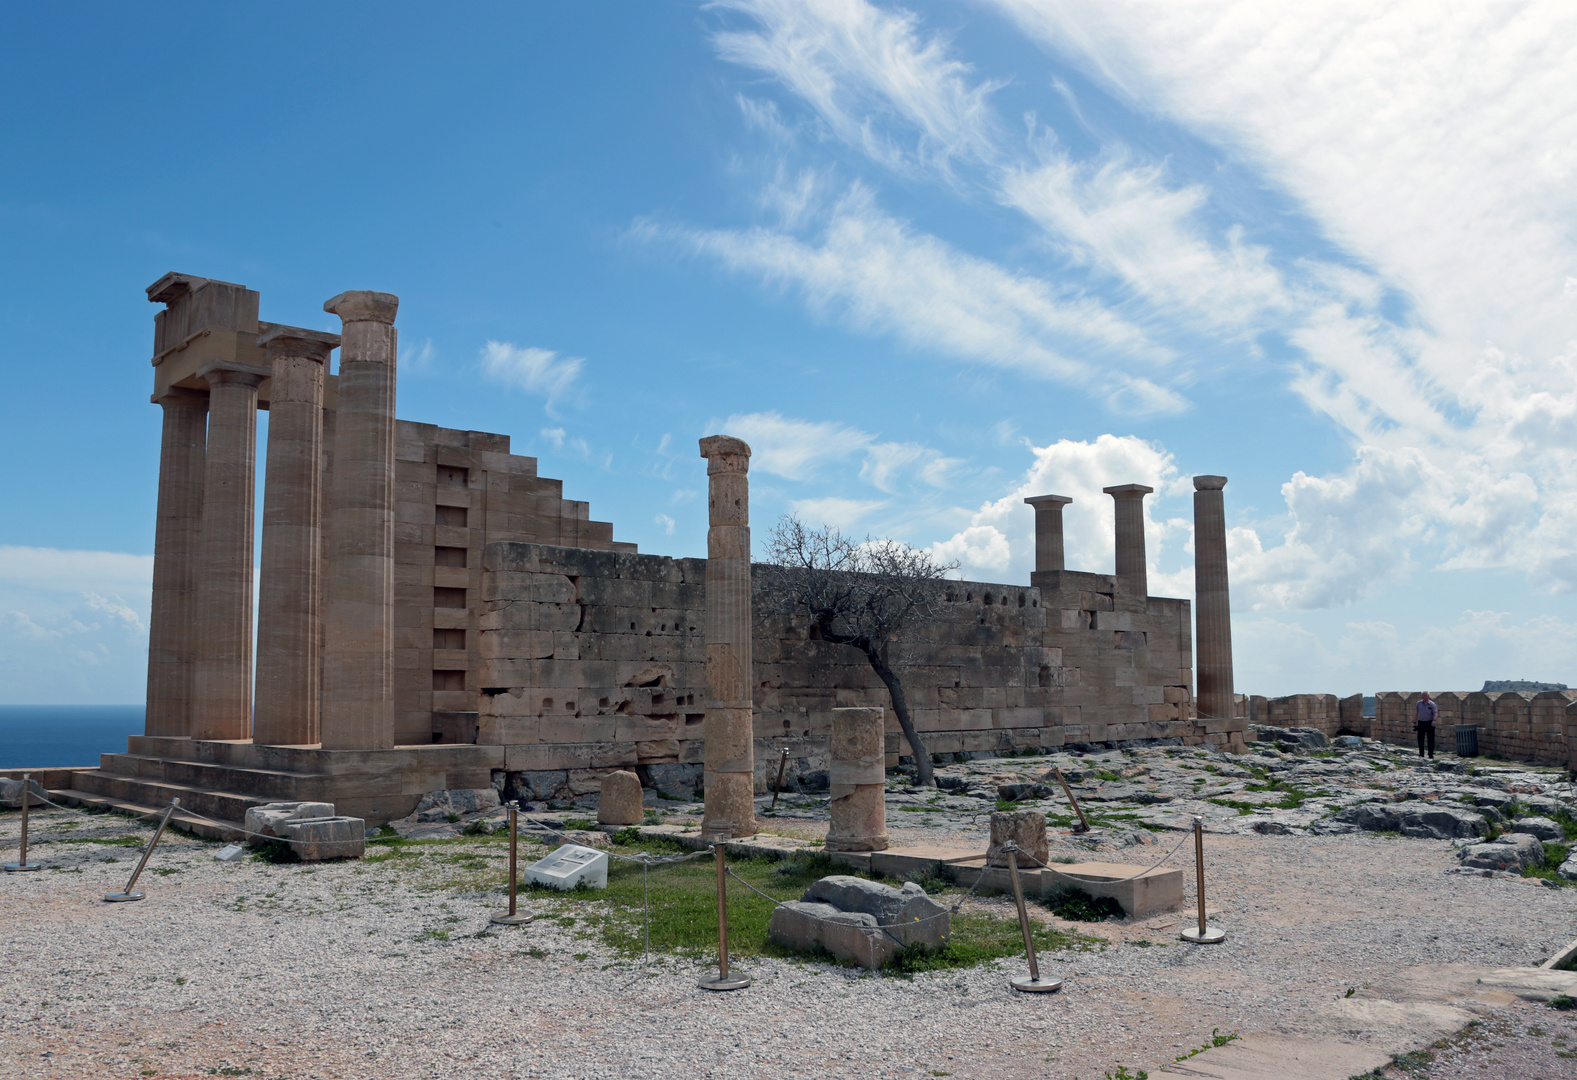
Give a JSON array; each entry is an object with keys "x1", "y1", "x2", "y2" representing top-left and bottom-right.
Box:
[{"x1": 0, "y1": 705, "x2": 145, "y2": 769}]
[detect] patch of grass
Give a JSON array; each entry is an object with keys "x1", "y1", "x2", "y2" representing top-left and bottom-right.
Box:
[
  {"x1": 251, "y1": 839, "x2": 298, "y2": 864},
  {"x1": 1045, "y1": 888, "x2": 1123, "y2": 922},
  {"x1": 1095, "y1": 770, "x2": 1123, "y2": 782},
  {"x1": 48, "y1": 834, "x2": 146, "y2": 846},
  {"x1": 1206, "y1": 798, "x2": 1257, "y2": 816},
  {"x1": 417, "y1": 927, "x2": 451, "y2": 943},
  {"x1": 1521, "y1": 842, "x2": 1572, "y2": 885},
  {"x1": 994, "y1": 800, "x2": 1022, "y2": 812},
  {"x1": 1175, "y1": 1029, "x2": 1239, "y2": 1062},
  {"x1": 610, "y1": 827, "x2": 643, "y2": 845},
  {"x1": 562, "y1": 817, "x2": 596, "y2": 830},
  {"x1": 1103, "y1": 1067, "x2": 1147, "y2": 1080},
  {"x1": 887, "y1": 914, "x2": 1102, "y2": 974},
  {"x1": 1548, "y1": 994, "x2": 1576, "y2": 1011}
]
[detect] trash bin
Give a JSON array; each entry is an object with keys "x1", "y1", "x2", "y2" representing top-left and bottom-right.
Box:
[{"x1": 1454, "y1": 725, "x2": 1479, "y2": 757}]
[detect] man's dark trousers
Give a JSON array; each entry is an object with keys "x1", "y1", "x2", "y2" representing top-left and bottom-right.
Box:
[{"x1": 1417, "y1": 723, "x2": 1435, "y2": 758}]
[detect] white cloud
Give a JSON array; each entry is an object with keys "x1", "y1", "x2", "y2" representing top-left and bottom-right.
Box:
[
  {"x1": 788, "y1": 496, "x2": 890, "y2": 530},
  {"x1": 713, "y1": 409, "x2": 962, "y2": 491},
  {"x1": 655, "y1": 513, "x2": 676, "y2": 536},
  {"x1": 480, "y1": 341, "x2": 584, "y2": 412}
]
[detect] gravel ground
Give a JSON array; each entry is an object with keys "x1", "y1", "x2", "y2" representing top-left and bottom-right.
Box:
[{"x1": 5, "y1": 788, "x2": 1577, "y2": 1080}]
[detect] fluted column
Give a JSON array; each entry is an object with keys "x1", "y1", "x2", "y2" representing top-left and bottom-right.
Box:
[
  {"x1": 1193, "y1": 475, "x2": 1234, "y2": 721},
  {"x1": 826, "y1": 707, "x2": 888, "y2": 851},
  {"x1": 1023, "y1": 494, "x2": 1072, "y2": 574},
  {"x1": 320, "y1": 291, "x2": 399, "y2": 751},
  {"x1": 192, "y1": 368, "x2": 263, "y2": 740},
  {"x1": 1103, "y1": 483, "x2": 1153, "y2": 600},
  {"x1": 254, "y1": 327, "x2": 337, "y2": 746},
  {"x1": 699, "y1": 435, "x2": 756, "y2": 839},
  {"x1": 145, "y1": 388, "x2": 208, "y2": 738}
]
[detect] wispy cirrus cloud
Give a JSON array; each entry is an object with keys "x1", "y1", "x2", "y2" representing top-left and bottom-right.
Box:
[
  {"x1": 479, "y1": 341, "x2": 584, "y2": 414},
  {"x1": 713, "y1": 409, "x2": 963, "y2": 494}
]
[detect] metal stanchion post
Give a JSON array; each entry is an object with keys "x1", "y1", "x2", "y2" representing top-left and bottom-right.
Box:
[
  {"x1": 4, "y1": 772, "x2": 43, "y2": 873},
  {"x1": 1051, "y1": 765, "x2": 1090, "y2": 834},
  {"x1": 492, "y1": 805, "x2": 534, "y2": 926},
  {"x1": 770, "y1": 747, "x2": 789, "y2": 810},
  {"x1": 1004, "y1": 843, "x2": 1062, "y2": 993},
  {"x1": 698, "y1": 837, "x2": 749, "y2": 991},
  {"x1": 105, "y1": 798, "x2": 180, "y2": 902},
  {"x1": 1180, "y1": 816, "x2": 1225, "y2": 944}
]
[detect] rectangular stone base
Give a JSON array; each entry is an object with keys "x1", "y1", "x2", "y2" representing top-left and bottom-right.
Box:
[
  {"x1": 1040, "y1": 861, "x2": 1184, "y2": 917},
  {"x1": 284, "y1": 816, "x2": 366, "y2": 861}
]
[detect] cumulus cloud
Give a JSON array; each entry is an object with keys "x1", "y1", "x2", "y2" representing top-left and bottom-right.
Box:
[{"x1": 480, "y1": 341, "x2": 584, "y2": 412}]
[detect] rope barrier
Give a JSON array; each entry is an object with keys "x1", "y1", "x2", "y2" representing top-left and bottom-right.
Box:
[{"x1": 1018, "y1": 829, "x2": 1190, "y2": 885}]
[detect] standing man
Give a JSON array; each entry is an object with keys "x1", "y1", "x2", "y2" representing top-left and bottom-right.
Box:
[{"x1": 1416, "y1": 691, "x2": 1438, "y2": 758}]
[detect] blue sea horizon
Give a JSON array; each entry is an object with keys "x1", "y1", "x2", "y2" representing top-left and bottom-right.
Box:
[{"x1": 0, "y1": 705, "x2": 144, "y2": 769}]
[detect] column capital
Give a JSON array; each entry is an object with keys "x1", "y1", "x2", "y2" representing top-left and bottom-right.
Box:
[
  {"x1": 699, "y1": 435, "x2": 751, "y2": 473},
  {"x1": 198, "y1": 363, "x2": 266, "y2": 390},
  {"x1": 1103, "y1": 483, "x2": 1154, "y2": 498},
  {"x1": 151, "y1": 386, "x2": 209, "y2": 407},
  {"x1": 1193, "y1": 475, "x2": 1228, "y2": 491},
  {"x1": 323, "y1": 290, "x2": 399, "y2": 325},
  {"x1": 1024, "y1": 494, "x2": 1072, "y2": 507},
  {"x1": 258, "y1": 322, "x2": 340, "y2": 363}
]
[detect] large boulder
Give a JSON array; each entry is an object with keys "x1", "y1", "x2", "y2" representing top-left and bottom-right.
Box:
[
  {"x1": 1331, "y1": 802, "x2": 1488, "y2": 839},
  {"x1": 597, "y1": 771, "x2": 644, "y2": 826},
  {"x1": 1458, "y1": 833, "x2": 1545, "y2": 873},
  {"x1": 0, "y1": 777, "x2": 47, "y2": 809},
  {"x1": 1560, "y1": 852, "x2": 1577, "y2": 882},
  {"x1": 799, "y1": 876, "x2": 948, "y2": 949},
  {"x1": 1511, "y1": 816, "x2": 1565, "y2": 842}
]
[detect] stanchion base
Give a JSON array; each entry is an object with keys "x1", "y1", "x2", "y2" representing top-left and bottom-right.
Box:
[
  {"x1": 698, "y1": 973, "x2": 752, "y2": 991},
  {"x1": 3, "y1": 862, "x2": 43, "y2": 872},
  {"x1": 103, "y1": 891, "x2": 146, "y2": 903},
  {"x1": 490, "y1": 912, "x2": 535, "y2": 926},
  {"x1": 1181, "y1": 926, "x2": 1226, "y2": 944},
  {"x1": 1011, "y1": 976, "x2": 1064, "y2": 993}
]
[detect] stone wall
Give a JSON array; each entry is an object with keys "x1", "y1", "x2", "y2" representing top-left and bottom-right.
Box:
[
  {"x1": 1372, "y1": 690, "x2": 1574, "y2": 767},
  {"x1": 478, "y1": 542, "x2": 1232, "y2": 801},
  {"x1": 1243, "y1": 693, "x2": 1367, "y2": 737}
]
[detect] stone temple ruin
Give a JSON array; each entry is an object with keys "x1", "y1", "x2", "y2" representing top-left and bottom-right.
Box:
[{"x1": 52, "y1": 272, "x2": 1267, "y2": 833}]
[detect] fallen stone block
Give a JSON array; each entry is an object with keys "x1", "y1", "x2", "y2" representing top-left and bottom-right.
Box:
[
  {"x1": 1332, "y1": 802, "x2": 1488, "y2": 839},
  {"x1": 1040, "y1": 861, "x2": 1184, "y2": 918},
  {"x1": 523, "y1": 843, "x2": 608, "y2": 890},
  {"x1": 767, "y1": 901, "x2": 901, "y2": 969},
  {"x1": 245, "y1": 801, "x2": 336, "y2": 844},
  {"x1": 799, "y1": 876, "x2": 949, "y2": 949},
  {"x1": 284, "y1": 816, "x2": 366, "y2": 861},
  {"x1": 988, "y1": 809, "x2": 1048, "y2": 868},
  {"x1": 597, "y1": 770, "x2": 644, "y2": 826}
]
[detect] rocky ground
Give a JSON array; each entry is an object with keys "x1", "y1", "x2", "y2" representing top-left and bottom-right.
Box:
[{"x1": 4, "y1": 734, "x2": 1576, "y2": 1080}]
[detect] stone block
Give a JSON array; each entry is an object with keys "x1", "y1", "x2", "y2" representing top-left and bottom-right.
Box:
[
  {"x1": 768, "y1": 902, "x2": 903, "y2": 969},
  {"x1": 1040, "y1": 861, "x2": 1184, "y2": 917},
  {"x1": 987, "y1": 809, "x2": 1048, "y2": 868},
  {"x1": 244, "y1": 801, "x2": 337, "y2": 844},
  {"x1": 284, "y1": 816, "x2": 366, "y2": 861},
  {"x1": 597, "y1": 770, "x2": 644, "y2": 825},
  {"x1": 797, "y1": 875, "x2": 949, "y2": 950}
]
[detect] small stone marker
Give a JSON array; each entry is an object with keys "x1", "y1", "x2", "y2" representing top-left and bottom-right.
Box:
[
  {"x1": 523, "y1": 843, "x2": 609, "y2": 890},
  {"x1": 597, "y1": 770, "x2": 644, "y2": 826},
  {"x1": 214, "y1": 844, "x2": 246, "y2": 863},
  {"x1": 987, "y1": 809, "x2": 1048, "y2": 868},
  {"x1": 245, "y1": 801, "x2": 336, "y2": 844}
]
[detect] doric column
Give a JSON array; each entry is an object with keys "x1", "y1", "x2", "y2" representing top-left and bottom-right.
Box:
[
  {"x1": 1193, "y1": 475, "x2": 1234, "y2": 721},
  {"x1": 320, "y1": 291, "x2": 399, "y2": 751},
  {"x1": 826, "y1": 707, "x2": 888, "y2": 852},
  {"x1": 1103, "y1": 483, "x2": 1154, "y2": 599},
  {"x1": 192, "y1": 367, "x2": 263, "y2": 740},
  {"x1": 145, "y1": 388, "x2": 208, "y2": 738},
  {"x1": 253, "y1": 326, "x2": 338, "y2": 746},
  {"x1": 699, "y1": 435, "x2": 756, "y2": 839},
  {"x1": 1023, "y1": 494, "x2": 1072, "y2": 573}
]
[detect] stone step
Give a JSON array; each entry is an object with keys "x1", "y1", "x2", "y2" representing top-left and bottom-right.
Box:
[
  {"x1": 97, "y1": 753, "x2": 325, "y2": 800},
  {"x1": 66, "y1": 770, "x2": 273, "y2": 826},
  {"x1": 47, "y1": 788, "x2": 246, "y2": 841}
]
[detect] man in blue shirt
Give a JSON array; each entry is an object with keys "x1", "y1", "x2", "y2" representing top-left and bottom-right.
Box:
[{"x1": 1416, "y1": 692, "x2": 1439, "y2": 758}]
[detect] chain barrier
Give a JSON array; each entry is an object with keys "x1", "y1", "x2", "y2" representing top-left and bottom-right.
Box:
[{"x1": 1015, "y1": 829, "x2": 1190, "y2": 885}]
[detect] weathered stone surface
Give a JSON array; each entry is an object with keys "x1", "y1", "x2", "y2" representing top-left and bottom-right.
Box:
[
  {"x1": 799, "y1": 875, "x2": 949, "y2": 948},
  {"x1": 597, "y1": 770, "x2": 644, "y2": 825},
  {"x1": 1459, "y1": 833, "x2": 1545, "y2": 873},
  {"x1": 645, "y1": 763, "x2": 702, "y2": 799},
  {"x1": 987, "y1": 809, "x2": 1049, "y2": 868},
  {"x1": 409, "y1": 788, "x2": 500, "y2": 822},
  {"x1": 245, "y1": 801, "x2": 336, "y2": 843},
  {"x1": 768, "y1": 901, "x2": 901, "y2": 969},
  {"x1": 284, "y1": 816, "x2": 366, "y2": 860},
  {"x1": 1511, "y1": 815, "x2": 1565, "y2": 842},
  {"x1": 826, "y1": 706, "x2": 888, "y2": 852},
  {"x1": 1559, "y1": 852, "x2": 1577, "y2": 882},
  {"x1": 1332, "y1": 802, "x2": 1488, "y2": 839}
]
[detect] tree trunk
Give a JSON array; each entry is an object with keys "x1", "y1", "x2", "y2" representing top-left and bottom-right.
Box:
[{"x1": 866, "y1": 644, "x2": 935, "y2": 787}]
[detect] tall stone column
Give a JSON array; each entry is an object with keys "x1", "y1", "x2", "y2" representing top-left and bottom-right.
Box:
[
  {"x1": 192, "y1": 367, "x2": 263, "y2": 740},
  {"x1": 253, "y1": 327, "x2": 337, "y2": 746},
  {"x1": 1193, "y1": 475, "x2": 1234, "y2": 721},
  {"x1": 145, "y1": 388, "x2": 208, "y2": 738},
  {"x1": 699, "y1": 435, "x2": 756, "y2": 839},
  {"x1": 1023, "y1": 494, "x2": 1072, "y2": 573},
  {"x1": 1103, "y1": 483, "x2": 1154, "y2": 600},
  {"x1": 826, "y1": 707, "x2": 888, "y2": 852},
  {"x1": 320, "y1": 291, "x2": 399, "y2": 751}
]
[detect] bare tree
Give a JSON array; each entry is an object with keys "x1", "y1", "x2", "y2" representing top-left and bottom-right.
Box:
[{"x1": 756, "y1": 516, "x2": 958, "y2": 787}]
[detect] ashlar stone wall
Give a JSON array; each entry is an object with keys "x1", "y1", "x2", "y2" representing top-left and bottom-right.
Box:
[
  {"x1": 1372, "y1": 690, "x2": 1574, "y2": 767},
  {"x1": 479, "y1": 542, "x2": 1222, "y2": 801}
]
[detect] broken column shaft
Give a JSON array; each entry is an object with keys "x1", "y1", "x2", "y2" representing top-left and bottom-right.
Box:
[
  {"x1": 1193, "y1": 475, "x2": 1234, "y2": 722},
  {"x1": 826, "y1": 707, "x2": 889, "y2": 852},
  {"x1": 1023, "y1": 494, "x2": 1072, "y2": 574}
]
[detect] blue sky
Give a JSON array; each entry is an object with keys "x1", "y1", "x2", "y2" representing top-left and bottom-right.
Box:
[{"x1": 3, "y1": 1, "x2": 1576, "y2": 703}]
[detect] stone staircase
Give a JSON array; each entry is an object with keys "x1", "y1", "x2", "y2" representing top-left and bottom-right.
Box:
[{"x1": 51, "y1": 737, "x2": 329, "y2": 841}]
